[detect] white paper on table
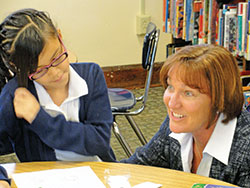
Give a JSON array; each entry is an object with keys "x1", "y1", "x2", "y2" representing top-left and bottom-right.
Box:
[
  {"x1": 12, "y1": 166, "x2": 106, "y2": 188},
  {"x1": 132, "y1": 182, "x2": 162, "y2": 188}
]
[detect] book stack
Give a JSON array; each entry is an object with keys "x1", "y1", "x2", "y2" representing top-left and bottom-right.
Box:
[{"x1": 164, "y1": 0, "x2": 250, "y2": 60}]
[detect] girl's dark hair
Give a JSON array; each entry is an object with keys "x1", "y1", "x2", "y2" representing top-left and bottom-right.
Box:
[{"x1": 0, "y1": 8, "x2": 58, "y2": 90}]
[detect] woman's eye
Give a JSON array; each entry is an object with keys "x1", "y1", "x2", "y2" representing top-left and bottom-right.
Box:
[
  {"x1": 167, "y1": 85, "x2": 173, "y2": 89},
  {"x1": 184, "y1": 91, "x2": 193, "y2": 97},
  {"x1": 166, "y1": 85, "x2": 174, "y2": 91}
]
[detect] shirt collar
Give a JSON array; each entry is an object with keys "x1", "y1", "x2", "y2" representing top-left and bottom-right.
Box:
[
  {"x1": 169, "y1": 113, "x2": 237, "y2": 166},
  {"x1": 67, "y1": 65, "x2": 88, "y2": 101},
  {"x1": 169, "y1": 132, "x2": 193, "y2": 173},
  {"x1": 204, "y1": 113, "x2": 237, "y2": 165},
  {"x1": 34, "y1": 65, "x2": 88, "y2": 108}
]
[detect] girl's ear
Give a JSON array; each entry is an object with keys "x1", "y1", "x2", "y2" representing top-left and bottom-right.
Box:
[{"x1": 57, "y1": 29, "x2": 62, "y2": 38}]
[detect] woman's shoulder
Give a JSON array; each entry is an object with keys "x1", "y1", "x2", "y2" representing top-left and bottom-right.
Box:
[
  {"x1": 237, "y1": 109, "x2": 250, "y2": 133},
  {"x1": 232, "y1": 109, "x2": 250, "y2": 154}
]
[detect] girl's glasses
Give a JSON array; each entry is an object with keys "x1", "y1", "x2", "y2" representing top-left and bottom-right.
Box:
[{"x1": 28, "y1": 36, "x2": 68, "y2": 80}]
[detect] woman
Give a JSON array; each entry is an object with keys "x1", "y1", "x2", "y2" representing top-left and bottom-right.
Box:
[
  {"x1": 0, "y1": 8, "x2": 115, "y2": 162},
  {"x1": 121, "y1": 44, "x2": 250, "y2": 187}
]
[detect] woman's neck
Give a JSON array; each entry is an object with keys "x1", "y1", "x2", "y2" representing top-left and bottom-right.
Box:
[{"x1": 191, "y1": 121, "x2": 217, "y2": 173}]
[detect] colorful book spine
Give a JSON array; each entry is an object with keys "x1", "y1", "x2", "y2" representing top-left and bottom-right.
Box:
[
  {"x1": 224, "y1": 9, "x2": 237, "y2": 54},
  {"x1": 228, "y1": 13, "x2": 237, "y2": 55},
  {"x1": 237, "y1": 2, "x2": 248, "y2": 56},
  {"x1": 176, "y1": 0, "x2": 184, "y2": 39},
  {"x1": 185, "y1": 0, "x2": 193, "y2": 41},
  {"x1": 170, "y1": 0, "x2": 177, "y2": 37},
  {"x1": 207, "y1": 0, "x2": 213, "y2": 44},
  {"x1": 183, "y1": 0, "x2": 187, "y2": 39},
  {"x1": 164, "y1": 0, "x2": 170, "y2": 33},
  {"x1": 243, "y1": 90, "x2": 250, "y2": 112},
  {"x1": 242, "y1": 3, "x2": 248, "y2": 56},
  {"x1": 211, "y1": 0, "x2": 219, "y2": 44},
  {"x1": 193, "y1": 0, "x2": 202, "y2": 44},
  {"x1": 202, "y1": 0, "x2": 209, "y2": 43},
  {"x1": 192, "y1": 183, "x2": 241, "y2": 188},
  {"x1": 198, "y1": 8, "x2": 204, "y2": 44},
  {"x1": 218, "y1": 9, "x2": 223, "y2": 45},
  {"x1": 245, "y1": 20, "x2": 250, "y2": 60},
  {"x1": 188, "y1": 2, "x2": 195, "y2": 42},
  {"x1": 245, "y1": 1, "x2": 250, "y2": 60}
]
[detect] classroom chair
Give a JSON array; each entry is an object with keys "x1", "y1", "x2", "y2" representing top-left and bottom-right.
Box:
[{"x1": 108, "y1": 22, "x2": 160, "y2": 157}]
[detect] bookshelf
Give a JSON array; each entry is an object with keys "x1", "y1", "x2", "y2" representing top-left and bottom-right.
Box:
[{"x1": 163, "y1": 0, "x2": 250, "y2": 70}]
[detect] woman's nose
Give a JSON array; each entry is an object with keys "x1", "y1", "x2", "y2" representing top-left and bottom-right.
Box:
[{"x1": 164, "y1": 92, "x2": 181, "y2": 109}]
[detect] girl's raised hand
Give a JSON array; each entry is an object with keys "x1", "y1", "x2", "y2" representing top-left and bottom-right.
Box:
[{"x1": 13, "y1": 88, "x2": 40, "y2": 124}]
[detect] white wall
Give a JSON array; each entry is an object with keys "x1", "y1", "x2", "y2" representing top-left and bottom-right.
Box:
[{"x1": 1, "y1": 0, "x2": 171, "y2": 67}]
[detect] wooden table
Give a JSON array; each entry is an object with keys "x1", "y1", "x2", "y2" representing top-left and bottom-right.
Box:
[{"x1": 8, "y1": 161, "x2": 237, "y2": 188}]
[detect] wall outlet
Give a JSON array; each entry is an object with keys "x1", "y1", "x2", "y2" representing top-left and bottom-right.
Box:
[{"x1": 136, "y1": 14, "x2": 151, "y2": 35}]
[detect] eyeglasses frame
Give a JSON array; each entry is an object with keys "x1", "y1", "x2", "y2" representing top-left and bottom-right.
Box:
[{"x1": 28, "y1": 36, "x2": 68, "y2": 80}]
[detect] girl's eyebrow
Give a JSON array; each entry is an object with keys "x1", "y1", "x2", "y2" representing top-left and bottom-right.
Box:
[{"x1": 37, "y1": 47, "x2": 61, "y2": 68}]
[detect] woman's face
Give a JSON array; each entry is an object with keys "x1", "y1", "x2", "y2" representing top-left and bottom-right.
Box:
[
  {"x1": 34, "y1": 37, "x2": 70, "y2": 91},
  {"x1": 163, "y1": 68, "x2": 212, "y2": 134}
]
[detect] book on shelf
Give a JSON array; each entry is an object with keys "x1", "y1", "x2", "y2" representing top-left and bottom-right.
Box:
[
  {"x1": 217, "y1": 9, "x2": 224, "y2": 45},
  {"x1": 163, "y1": 0, "x2": 171, "y2": 33},
  {"x1": 183, "y1": 0, "x2": 187, "y2": 39},
  {"x1": 169, "y1": 0, "x2": 177, "y2": 37},
  {"x1": 192, "y1": 183, "x2": 239, "y2": 188},
  {"x1": 245, "y1": 0, "x2": 250, "y2": 60},
  {"x1": 188, "y1": 0, "x2": 195, "y2": 42},
  {"x1": 207, "y1": 0, "x2": 213, "y2": 44},
  {"x1": 224, "y1": 8, "x2": 237, "y2": 54},
  {"x1": 193, "y1": 0, "x2": 203, "y2": 44},
  {"x1": 198, "y1": 8, "x2": 204, "y2": 44},
  {"x1": 210, "y1": 0, "x2": 219, "y2": 44},
  {"x1": 243, "y1": 90, "x2": 250, "y2": 112},
  {"x1": 221, "y1": 5, "x2": 237, "y2": 46},
  {"x1": 176, "y1": 0, "x2": 185, "y2": 39},
  {"x1": 237, "y1": 2, "x2": 248, "y2": 56},
  {"x1": 202, "y1": 0, "x2": 210, "y2": 44}
]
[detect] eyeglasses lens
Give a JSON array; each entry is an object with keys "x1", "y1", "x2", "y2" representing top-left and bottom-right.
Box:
[
  {"x1": 52, "y1": 53, "x2": 68, "y2": 67},
  {"x1": 31, "y1": 53, "x2": 68, "y2": 80}
]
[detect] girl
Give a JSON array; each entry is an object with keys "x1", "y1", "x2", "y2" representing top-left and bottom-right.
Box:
[{"x1": 0, "y1": 8, "x2": 115, "y2": 162}]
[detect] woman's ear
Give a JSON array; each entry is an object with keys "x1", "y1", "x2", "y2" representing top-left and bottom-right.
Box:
[{"x1": 57, "y1": 29, "x2": 62, "y2": 39}]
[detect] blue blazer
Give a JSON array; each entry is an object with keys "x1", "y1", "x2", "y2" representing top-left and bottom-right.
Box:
[{"x1": 0, "y1": 62, "x2": 115, "y2": 162}]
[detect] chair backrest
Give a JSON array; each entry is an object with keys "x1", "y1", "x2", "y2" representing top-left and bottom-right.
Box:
[{"x1": 140, "y1": 22, "x2": 160, "y2": 106}]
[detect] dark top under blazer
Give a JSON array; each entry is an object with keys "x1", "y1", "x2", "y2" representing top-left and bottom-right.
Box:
[{"x1": 0, "y1": 62, "x2": 115, "y2": 162}]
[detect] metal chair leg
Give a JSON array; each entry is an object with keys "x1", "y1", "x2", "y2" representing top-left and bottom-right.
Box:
[
  {"x1": 112, "y1": 121, "x2": 133, "y2": 157},
  {"x1": 125, "y1": 115, "x2": 147, "y2": 145}
]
